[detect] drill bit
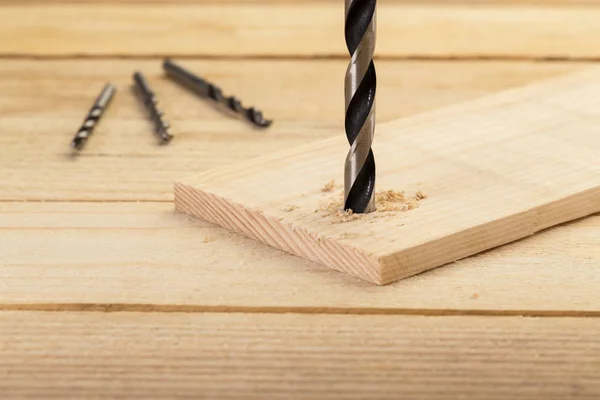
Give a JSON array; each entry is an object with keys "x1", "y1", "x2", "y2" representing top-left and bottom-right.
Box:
[
  {"x1": 162, "y1": 59, "x2": 272, "y2": 129},
  {"x1": 133, "y1": 71, "x2": 173, "y2": 144},
  {"x1": 71, "y1": 83, "x2": 116, "y2": 151},
  {"x1": 344, "y1": 0, "x2": 377, "y2": 214}
]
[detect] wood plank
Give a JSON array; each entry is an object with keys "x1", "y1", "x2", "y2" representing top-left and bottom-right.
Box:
[
  {"x1": 2, "y1": 202, "x2": 599, "y2": 313},
  {"x1": 5, "y1": 0, "x2": 600, "y2": 4},
  {"x1": 2, "y1": 311, "x2": 600, "y2": 399},
  {"x1": 175, "y1": 68, "x2": 600, "y2": 284},
  {"x1": 2, "y1": 3, "x2": 600, "y2": 58},
  {"x1": 0, "y1": 59, "x2": 579, "y2": 201}
]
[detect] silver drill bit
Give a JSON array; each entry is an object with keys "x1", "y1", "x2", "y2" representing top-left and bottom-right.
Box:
[
  {"x1": 162, "y1": 59, "x2": 272, "y2": 129},
  {"x1": 71, "y1": 83, "x2": 116, "y2": 151},
  {"x1": 344, "y1": 0, "x2": 377, "y2": 214},
  {"x1": 133, "y1": 71, "x2": 173, "y2": 144}
]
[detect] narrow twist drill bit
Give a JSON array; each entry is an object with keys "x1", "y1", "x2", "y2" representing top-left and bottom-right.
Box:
[
  {"x1": 133, "y1": 71, "x2": 173, "y2": 144},
  {"x1": 163, "y1": 59, "x2": 272, "y2": 128},
  {"x1": 344, "y1": 0, "x2": 377, "y2": 213},
  {"x1": 71, "y1": 83, "x2": 116, "y2": 151}
]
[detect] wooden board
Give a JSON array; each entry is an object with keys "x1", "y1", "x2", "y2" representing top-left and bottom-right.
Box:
[
  {"x1": 3, "y1": 3, "x2": 600, "y2": 59},
  {"x1": 2, "y1": 311, "x2": 600, "y2": 399},
  {"x1": 2, "y1": 202, "x2": 600, "y2": 314},
  {"x1": 4, "y1": 0, "x2": 600, "y2": 3},
  {"x1": 175, "y1": 69, "x2": 600, "y2": 285}
]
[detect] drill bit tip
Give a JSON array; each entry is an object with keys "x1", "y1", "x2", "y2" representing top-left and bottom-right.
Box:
[{"x1": 70, "y1": 83, "x2": 116, "y2": 152}]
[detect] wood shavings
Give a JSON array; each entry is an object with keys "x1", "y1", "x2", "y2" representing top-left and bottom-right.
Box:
[
  {"x1": 321, "y1": 180, "x2": 336, "y2": 193},
  {"x1": 375, "y1": 190, "x2": 408, "y2": 212},
  {"x1": 332, "y1": 209, "x2": 362, "y2": 224},
  {"x1": 415, "y1": 191, "x2": 428, "y2": 200},
  {"x1": 407, "y1": 200, "x2": 418, "y2": 210},
  {"x1": 283, "y1": 205, "x2": 299, "y2": 212},
  {"x1": 317, "y1": 189, "x2": 427, "y2": 224}
]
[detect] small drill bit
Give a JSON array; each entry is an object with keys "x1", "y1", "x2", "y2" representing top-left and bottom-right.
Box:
[
  {"x1": 71, "y1": 83, "x2": 116, "y2": 151},
  {"x1": 163, "y1": 59, "x2": 272, "y2": 128},
  {"x1": 133, "y1": 71, "x2": 173, "y2": 144},
  {"x1": 344, "y1": 0, "x2": 377, "y2": 214}
]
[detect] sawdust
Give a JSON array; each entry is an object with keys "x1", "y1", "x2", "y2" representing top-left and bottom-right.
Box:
[
  {"x1": 415, "y1": 191, "x2": 428, "y2": 201},
  {"x1": 318, "y1": 188, "x2": 427, "y2": 224},
  {"x1": 283, "y1": 205, "x2": 299, "y2": 212},
  {"x1": 375, "y1": 190, "x2": 408, "y2": 212},
  {"x1": 321, "y1": 180, "x2": 336, "y2": 193}
]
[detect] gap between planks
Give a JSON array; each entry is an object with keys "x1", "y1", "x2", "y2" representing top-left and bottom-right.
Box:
[
  {"x1": 5, "y1": 54, "x2": 600, "y2": 62},
  {"x1": 3, "y1": 303, "x2": 600, "y2": 318}
]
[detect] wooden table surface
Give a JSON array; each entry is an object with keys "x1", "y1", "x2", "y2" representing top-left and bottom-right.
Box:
[{"x1": 1, "y1": 1, "x2": 600, "y2": 398}]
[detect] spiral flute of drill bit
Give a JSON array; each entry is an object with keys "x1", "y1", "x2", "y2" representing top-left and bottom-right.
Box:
[
  {"x1": 344, "y1": 0, "x2": 377, "y2": 213},
  {"x1": 71, "y1": 83, "x2": 116, "y2": 151},
  {"x1": 133, "y1": 72, "x2": 173, "y2": 144},
  {"x1": 163, "y1": 59, "x2": 272, "y2": 128}
]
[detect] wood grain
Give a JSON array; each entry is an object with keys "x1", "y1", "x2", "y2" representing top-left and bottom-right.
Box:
[
  {"x1": 2, "y1": 3, "x2": 600, "y2": 58},
  {"x1": 2, "y1": 202, "x2": 599, "y2": 313},
  {"x1": 5, "y1": 0, "x2": 600, "y2": 4},
  {"x1": 2, "y1": 311, "x2": 600, "y2": 399},
  {"x1": 175, "y1": 69, "x2": 600, "y2": 284},
  {"x1": 0, "y1": 60, "x2": 579, "y2": 201}
]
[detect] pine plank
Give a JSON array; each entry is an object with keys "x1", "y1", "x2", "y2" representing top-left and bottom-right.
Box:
[
  {"x1": 0, "y1": 59, "x2": 579, "y2": 201},
  {"x1": 1, "y1": 311, "x2": 600, "y2": 399},
  {"x1": 2, "y1": 201, "x2": 599, "y2": 313},
  {"x1": 2, "y1": 3, "x2": 600, "y2": 58},
  {"x1": 4, "y1": 0, "x2": 600, "y2": 4},
  {"x1": 175, "y1": 68, "x2": 600, "y2": 285}
]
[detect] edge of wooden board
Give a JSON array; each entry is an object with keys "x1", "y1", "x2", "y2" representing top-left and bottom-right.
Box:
[
  {"x1": 174, "y1": 184, "x2": 384, "y2": 282},
  {"x1": 175, "y1": 68, "x2": 600, "y2": 285}
]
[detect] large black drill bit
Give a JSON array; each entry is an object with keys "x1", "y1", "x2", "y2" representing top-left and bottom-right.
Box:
[
  {"x1": 162, "y1": 59, "x2": 272, "y2": 129},
  {"x1": 71, "y1": 83, "x2": 116, "y2": 151},
  {"x1": 344, "y1": 0, "x2": 377, "y2": 213},
  {"x1": 133, "y1": 71, "x2": 173, "y2": 144}
]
